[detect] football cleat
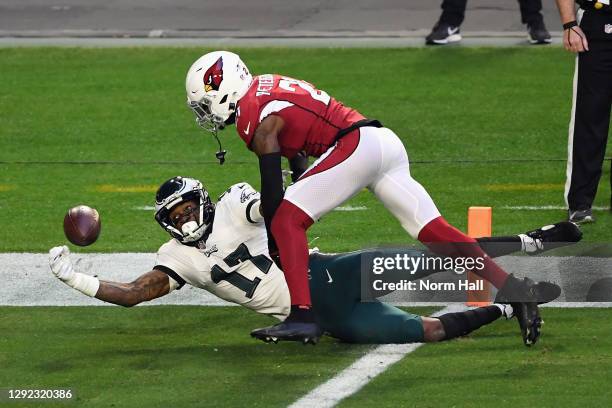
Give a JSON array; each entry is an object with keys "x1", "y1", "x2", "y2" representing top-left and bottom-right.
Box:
[
  {"x1": 534, "y1": 281, "x2": 561, "y2": 304},
  {"x1": 521, "y1": 221, "x2": 582, "y2": 255},
  {"x1": 495, "y1": 274, "x2": 543, "y2": 346},
  {"x1": 251, "y1": 321, "x2": 323, "y2": 345}
]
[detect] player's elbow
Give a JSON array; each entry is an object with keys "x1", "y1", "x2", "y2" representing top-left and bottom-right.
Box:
[{"x1": 115, "y1": 296, "x2": 141, "y2": 308}]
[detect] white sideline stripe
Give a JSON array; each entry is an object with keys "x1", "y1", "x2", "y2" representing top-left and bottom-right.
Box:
[
  {"x1": 501, "y1": 205, "x2": 610, "y2": 211},
  {"x1": 0, "y1": 253, "x2": 235, "y2": 306},
  {"x1": 288, "y1": 304, "x2": 464, "y2": 408},
  {"x1": 3, "y1": 254, "x2": 612, "y2": 307}
]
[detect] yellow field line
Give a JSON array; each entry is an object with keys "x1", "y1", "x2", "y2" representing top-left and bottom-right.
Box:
[
  {"x1": 95, "y1": 184, "x2": 158, "y2": 193},
  {"x1": 0, "y1": 184, "x2": 15, "y2": 192}
]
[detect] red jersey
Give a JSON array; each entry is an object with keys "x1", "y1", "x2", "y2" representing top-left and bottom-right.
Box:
[{"x1": 235, "y1": 74, "x2": 365, "y2": 158}]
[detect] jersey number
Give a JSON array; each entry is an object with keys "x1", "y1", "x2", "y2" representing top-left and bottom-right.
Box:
[
  {"x1": 210, "y1": 243, "x2": 273, "y2": 298},
  {"x1": 279, "y1": 77, "x2": 331, "y2": 105}
]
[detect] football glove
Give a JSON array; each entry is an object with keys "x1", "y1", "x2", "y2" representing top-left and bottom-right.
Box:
[
  {"x1": 49, "y1": 245, "x2": 75, "y2": 282},
  {"x1": 49, "y1": 245, "x2": 99, "y2": 297}
]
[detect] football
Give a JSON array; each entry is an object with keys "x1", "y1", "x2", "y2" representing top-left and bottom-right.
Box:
[{"x1": 63, "y1": 205, "x2": 101, "y2": 246}]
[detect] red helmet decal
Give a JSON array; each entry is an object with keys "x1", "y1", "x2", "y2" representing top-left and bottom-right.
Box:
[{"x1": 204, "y1": 57, "x2": 224, "y2": 93}]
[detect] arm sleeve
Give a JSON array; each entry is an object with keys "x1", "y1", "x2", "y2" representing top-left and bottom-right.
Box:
[{"x1": 258, "y1": 153, "x2": 284, "y2": 254}]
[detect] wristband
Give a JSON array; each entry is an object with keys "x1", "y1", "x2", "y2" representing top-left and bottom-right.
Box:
[
  {"x1": 67, "y1": 273, "x2": 100, "y2": 297},
  {"x1": 563, "y1": 21, "x2": 577, "y2": 30}
]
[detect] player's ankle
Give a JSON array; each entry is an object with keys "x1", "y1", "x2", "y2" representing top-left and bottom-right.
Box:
[{"x1": 288, "y1": 305, "x2": 316, "y2": 323}]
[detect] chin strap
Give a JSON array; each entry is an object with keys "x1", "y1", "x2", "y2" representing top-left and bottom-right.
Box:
[{"x1": 212, "y1": 126, "x2": 226, "y2": 165}]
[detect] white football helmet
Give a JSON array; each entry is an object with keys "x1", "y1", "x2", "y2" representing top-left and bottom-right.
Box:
[
  {"x1": 155, "y1": 176, "x2": 215, "y2": 244},
  {"x1": 185, "y1": 51, "x2": 252, "y2": 133}
]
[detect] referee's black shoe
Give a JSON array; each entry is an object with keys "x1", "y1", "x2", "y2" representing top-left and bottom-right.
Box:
[
  {"x1": 527, "y1": 20, "x2": 552, "y2": 44},
  {"x1": 569, "y1": 208, "x2": 595, "y2": 224},
  {"x1": 425, "y1": 22, "x2": 462, "y2": 45}
]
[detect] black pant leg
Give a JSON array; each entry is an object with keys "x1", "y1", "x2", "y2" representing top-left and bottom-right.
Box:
[
  {"x1": 439, "y1": 0, "x2": 468, "y2": 27},
  {"x1": 565, "y1": 11, "x2": 612, "y2": 211},
  {"x1": 517, "y1": 0, "x2": 544, "y2": 25}
]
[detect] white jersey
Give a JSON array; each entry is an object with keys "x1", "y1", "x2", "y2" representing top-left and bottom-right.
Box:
[{"x1": 155, "y1": 183, "x2": 290, "y2": 320}]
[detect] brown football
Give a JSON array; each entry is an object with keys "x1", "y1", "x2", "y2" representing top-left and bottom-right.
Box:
[{"x1": 63, "y1": 205, "x2": 101, "y2": 246}]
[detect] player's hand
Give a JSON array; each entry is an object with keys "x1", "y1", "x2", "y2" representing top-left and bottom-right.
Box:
[
  {"x1": 563, "y1": 26, "x2": 589, "y2": 53},
  {"x1": 49, "y1": 245, "x2": 75, "y2": 282}
]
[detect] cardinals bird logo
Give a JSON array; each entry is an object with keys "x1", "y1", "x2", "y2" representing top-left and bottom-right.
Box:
[{"x1": 204, "y1": 57, "x2": 224, "y2": 92}]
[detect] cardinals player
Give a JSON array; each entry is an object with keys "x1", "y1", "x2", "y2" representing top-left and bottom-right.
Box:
[{"x1": 185, "y1": 51, "x2": 557, "y2": 346}]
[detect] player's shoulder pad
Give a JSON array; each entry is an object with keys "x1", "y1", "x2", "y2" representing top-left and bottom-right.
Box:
[
  {"x1": 218, "y1": 182, "x2": 258, "y2": 203},
  {"x1": 218, "y1": 183, "x2": 261, "y2": 223},
  {"x1": 155, "y1": 239, "x2": 189, "y2": 289}
]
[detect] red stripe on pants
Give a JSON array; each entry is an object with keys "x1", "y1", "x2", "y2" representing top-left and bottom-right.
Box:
[{"x1": 299, "y1": 130, "x2": 360, "y2": 180}]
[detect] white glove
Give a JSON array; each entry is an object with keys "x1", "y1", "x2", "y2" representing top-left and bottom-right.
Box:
[
  {"x1": 48, "y1": 245, "x2": 99, "y2": 297},
  {"x1": 49, "y1": 245, "x2": 75, "y2": 282}
]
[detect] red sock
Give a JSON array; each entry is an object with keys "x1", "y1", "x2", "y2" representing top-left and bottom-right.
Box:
[
  {"x1": 271, "y1": 200, "x2": 314, "y2": 306},
  {"x1": 417, "y1": 216, "x2": 509, "y2": 289}
]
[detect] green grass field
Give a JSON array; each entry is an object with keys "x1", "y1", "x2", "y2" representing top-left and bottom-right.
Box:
[
  {"x1": 1, "y1": 47, "x2": 611, "y2": 407},
  {"x1": 1, "y1": 307, "x2": 610, "y2": 408}
]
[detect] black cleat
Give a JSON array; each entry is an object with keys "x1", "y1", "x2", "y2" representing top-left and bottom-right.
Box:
[
  {"x1": 425, "y1": 22, "x2": 462, "y2": 45},
  {"x1": 495, "y1": 274, "x2": 543, "y2": 346},
  {"x1": 533, "y1": 281, "x2": 561, "y2": 304},
  {"x1": 251, "y1": 321, "x2": 323, "y2": 345},
  {"x1": 527, "y1": 20, "x2": 552, "y2": 45},
  {"x1": 569, "y1": 208, "x2": 595, "y2": 224},
  {"x1": 522, "y1": 221, "x2": 583, "y2": 254}
]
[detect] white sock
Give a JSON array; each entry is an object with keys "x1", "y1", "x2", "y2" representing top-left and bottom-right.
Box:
[
  {"x1": 493, "y1": 303, "x2": 513, "y2": 319},
  {"x1": 518, "y1": 234, "x2": 543, "y2": 253}
]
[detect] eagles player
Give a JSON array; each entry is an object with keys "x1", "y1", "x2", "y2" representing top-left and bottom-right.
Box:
[{"x1": 48, "y1": 176, "x2": 580, "y2": 344}]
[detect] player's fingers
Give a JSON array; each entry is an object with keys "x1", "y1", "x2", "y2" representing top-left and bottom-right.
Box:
[{"x1": 49, "y1": 246, "x2": 64, "y2": 260}]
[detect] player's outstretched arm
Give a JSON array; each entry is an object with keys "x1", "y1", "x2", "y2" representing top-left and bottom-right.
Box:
[
  {"x1": 49, "y1": 245, "x2": 170, "y2": 307},
  {"x1": 96, "y1": 271, "x2": 171, "y2": 307}
]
